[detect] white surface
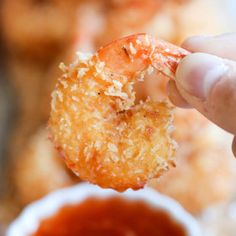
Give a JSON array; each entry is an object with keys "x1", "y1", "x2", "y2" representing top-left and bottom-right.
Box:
[{"x1": 7, "y1": 183, "x2": 201, "y2": 236}]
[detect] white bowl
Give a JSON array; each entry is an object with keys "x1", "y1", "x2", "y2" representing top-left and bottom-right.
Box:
[{"x1": 7, "y1": 183, "x2": 201, "y2": 236}]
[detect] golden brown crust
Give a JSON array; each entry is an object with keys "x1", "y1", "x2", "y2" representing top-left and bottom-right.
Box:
[{"x1": 49, "y1": 34, "x2": 185, "y2": 191}]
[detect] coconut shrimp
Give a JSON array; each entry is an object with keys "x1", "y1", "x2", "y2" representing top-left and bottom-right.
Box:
[
  {"x1": 49, "y1": 33, "x2": 189, "y2": 191},
  {"x1": 1, "y1": 0, "x2": 77, "y2": 60}
]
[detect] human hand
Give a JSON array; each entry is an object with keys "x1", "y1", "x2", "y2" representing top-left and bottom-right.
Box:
[{"x1": 168, "y1": 33, "x2": 236, "y2": 157}]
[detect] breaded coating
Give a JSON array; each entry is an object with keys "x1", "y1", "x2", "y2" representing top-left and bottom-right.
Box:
[{"x1": 49, "y1": 34, "x2": 188, "y2": 191}]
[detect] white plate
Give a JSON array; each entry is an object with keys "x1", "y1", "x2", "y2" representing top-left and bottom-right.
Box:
[{"x1": 7, "y1": 183, "x2": 201, "y2": 236}]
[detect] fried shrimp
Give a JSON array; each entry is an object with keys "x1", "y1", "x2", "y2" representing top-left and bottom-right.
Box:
[
  {"x1": 1, "y1": 0, "x2": 77, "y2": 60},
  {"x1": 49, "y1": 33, "x2": 189, "y2": 191}
]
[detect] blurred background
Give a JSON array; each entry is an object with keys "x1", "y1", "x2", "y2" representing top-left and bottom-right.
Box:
[{"x1": 0, "y1": 0, "x2": 236, "y2": 235}]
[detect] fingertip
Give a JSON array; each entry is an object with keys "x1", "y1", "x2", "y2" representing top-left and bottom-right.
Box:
[
  {"x1": 167, "y1": 80, "x2": 192, "y2": 108},
  {"x1": 176, "y1": 53, "x2": 226, "y2": 99},
  {"x1": 181, "y1": 33, "x2": 236, "y2": 60}
]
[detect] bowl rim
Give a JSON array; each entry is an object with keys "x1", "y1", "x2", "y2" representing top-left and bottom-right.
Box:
[{"x1": 7, "y1": 183, "x2": 201, "y2": 236}]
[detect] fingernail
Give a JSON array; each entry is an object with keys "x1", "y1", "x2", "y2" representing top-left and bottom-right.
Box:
[
  {"x1": 176, "y1": 53, "x2": 227, "y2": 99},
  {"x1": 233, "y1": 137, "x2": 236, "y2": 158}
]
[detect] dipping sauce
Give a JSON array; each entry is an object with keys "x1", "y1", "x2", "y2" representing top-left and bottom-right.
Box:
[{"x1": 33, "y1": 197, "x2": 187, "y2": 236}]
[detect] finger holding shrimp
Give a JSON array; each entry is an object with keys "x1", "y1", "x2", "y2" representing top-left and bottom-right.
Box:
[
  {"x1": 170, "y1": 34, "x2": 236, "y2": 136},
  {"x1": 49, "y1": 33, "x2": 189, "y2": 191}
]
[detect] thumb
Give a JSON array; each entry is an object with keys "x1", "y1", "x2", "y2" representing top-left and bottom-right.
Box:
[{"x1": 175, "y1": 52, "x2": 236, "y2": 135}]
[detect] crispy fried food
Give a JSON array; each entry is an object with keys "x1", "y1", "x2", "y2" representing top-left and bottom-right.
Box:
[
  {"x1": 14, "y1": 128, "x2": 77, "y2": 205},
  {"x1": 1, "y1": 0, "x2": 77, "y2": 60},
  {"x1": 49, "y1": 33, "x2": 189, "y2": 191}
]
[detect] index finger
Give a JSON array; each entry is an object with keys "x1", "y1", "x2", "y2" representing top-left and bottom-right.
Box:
[{"x1": 182, "y1": 33, "x2": 236, "y2": 61}]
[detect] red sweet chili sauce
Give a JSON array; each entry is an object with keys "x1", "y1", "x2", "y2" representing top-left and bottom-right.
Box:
[{"x1": 32, "y1": 197, "x2": 187, "y2": 236}]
